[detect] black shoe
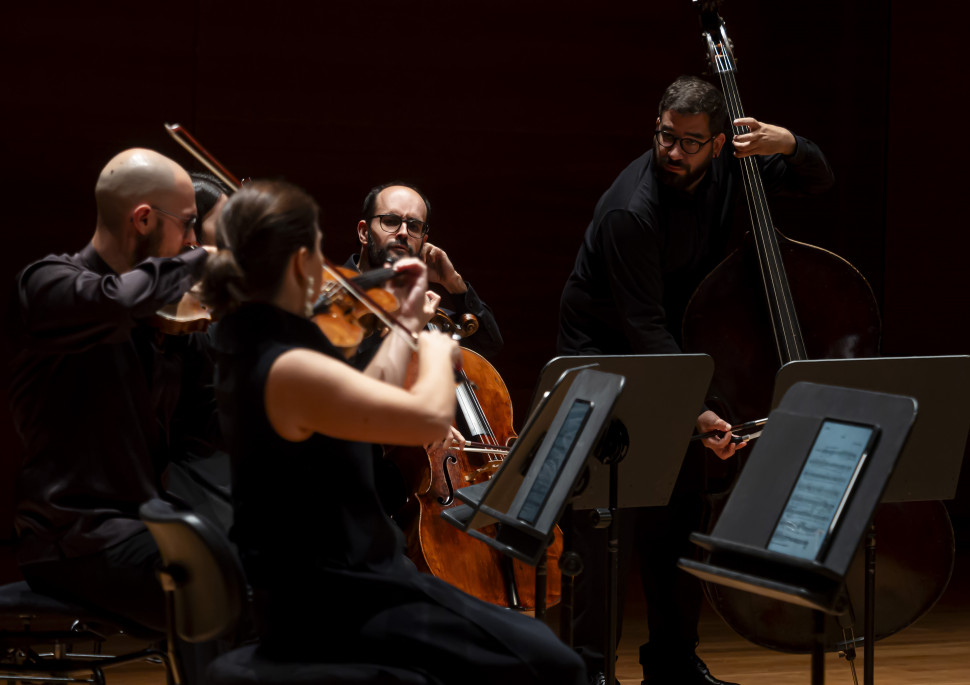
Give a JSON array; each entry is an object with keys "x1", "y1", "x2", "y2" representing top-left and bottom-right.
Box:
[
  {"x1": 641, "y1": 651, "x2": 739, "y2": 685},
  {"x1": 588, "y1": 672, "x2": 620, "y2": 685}
]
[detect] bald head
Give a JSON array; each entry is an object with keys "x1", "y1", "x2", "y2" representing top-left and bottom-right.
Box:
[{"x1": 94, "y1": 148, "x2": 192, "y2": 233}]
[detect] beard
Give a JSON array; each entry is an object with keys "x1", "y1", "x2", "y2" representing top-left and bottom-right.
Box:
[
  {"x1": 654, "y1": 142, "x2": 714, "y2": 191},
  {"x1": 132, "y1": 224, "x2": 163, "y2": 263},
  {"x1": 366, "y1": 228, "x2": 415, "y2": 267}
]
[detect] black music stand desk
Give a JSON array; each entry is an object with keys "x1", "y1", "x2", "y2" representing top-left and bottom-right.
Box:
[
  {"x1": 773, "y1": 356, "x2": 970, "y2": 504},
  {"x1": 446, "y1": 354, "x2": 713, "y2": 685},
  {"x1": 680, "y1": 381, "x2": 918, "y2": 685},
  {"x1": 526, "y1": 354, "x2": 714, "y2": 510}
]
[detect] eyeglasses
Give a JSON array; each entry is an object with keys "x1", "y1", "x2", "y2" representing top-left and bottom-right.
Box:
[
  {"x1": 152, "y1": 206, "x2": 198, "y2": 236},
  {"x1": 369, "y1": 214, "x2": 429, "y2": 238},
  {"x1": 654, "y1": 130, "x2": 715, "y2": 155},
  {"x1": 369, "y1": 213, "x2": 429, "y2": 238}
]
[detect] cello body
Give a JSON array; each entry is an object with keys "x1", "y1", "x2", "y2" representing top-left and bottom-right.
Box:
[{"x1": 391, "y1": 348, "x2": 563, "y2": 610}]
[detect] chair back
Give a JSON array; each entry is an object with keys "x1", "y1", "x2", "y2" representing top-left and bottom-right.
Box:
[{"x1": 140, "y1": 499, "x2": 246, "y2": 643}]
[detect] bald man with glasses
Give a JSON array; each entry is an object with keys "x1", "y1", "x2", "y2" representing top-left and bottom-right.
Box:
[
  {"x1": 347, "y1": 181, "x2": 503, "y2": 364},
  {"x1": 6, "y1": 148, "x2": 218, "y2": 684}
]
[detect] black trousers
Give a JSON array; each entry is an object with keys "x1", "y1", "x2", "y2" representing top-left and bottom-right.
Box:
[
  {"x1": 254, "y1": 562, "x2": 588, "y2": 685},
  {"x1": 566, "y1": 446, "x2": 709, "y2": 673},
  {"x1": 20, "y1": 528, "x2": 222, "y2": 685}
]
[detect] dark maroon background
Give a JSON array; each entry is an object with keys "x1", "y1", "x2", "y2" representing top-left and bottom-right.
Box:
[{"x1": 3, "y1": 1, "x2": 968, "y2": 582}]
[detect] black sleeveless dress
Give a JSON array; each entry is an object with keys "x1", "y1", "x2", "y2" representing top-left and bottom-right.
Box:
[{"x1": 213, "y1": 303, "x2": 584, "y2": 685}]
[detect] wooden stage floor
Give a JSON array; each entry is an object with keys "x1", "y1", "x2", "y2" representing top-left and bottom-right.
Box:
[
  {"x1": 81, "y1": 550, "x2": 970, "y2": 685},
  {"x1": 610, "y1": 548, "x2": 970, "y2": 685}
]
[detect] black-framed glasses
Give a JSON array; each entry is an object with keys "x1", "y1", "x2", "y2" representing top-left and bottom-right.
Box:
[
  {"x1": 654, "y1": 130, "x2": 715, "y2": 155},
  {"x1": 151, "y1": 205, "x2": 198, "y2": 236},
  {"x1": 369, "y1": 213, "x2": 429, "y2": 238}
]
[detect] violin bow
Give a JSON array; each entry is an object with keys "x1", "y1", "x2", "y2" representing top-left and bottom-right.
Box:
[
  {"x1": 164, "y1": 123, "x2": 243, "y2": 191},
  {"x1": 163, "y1": 123, "x2": 421, "y2": 350}
]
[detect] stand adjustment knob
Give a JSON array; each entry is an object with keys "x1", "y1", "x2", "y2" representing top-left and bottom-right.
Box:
[
  {"x1": 590, "y1": 507, "x2": 612, "y2": 528},
  {"x1": 559, "y1": 551, "x2": 584, "y2": 577}
]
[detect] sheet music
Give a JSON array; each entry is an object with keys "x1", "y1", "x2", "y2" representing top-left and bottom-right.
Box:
[{"x1": 767, "y1": 421, "x2": 875, "y2": 561}]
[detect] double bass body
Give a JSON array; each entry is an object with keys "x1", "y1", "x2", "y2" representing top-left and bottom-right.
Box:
[{"x1": 683, "y1": 230, "x2": 881, "y2": 425}]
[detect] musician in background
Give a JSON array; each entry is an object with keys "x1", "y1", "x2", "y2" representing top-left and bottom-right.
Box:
[
  {"x1": 345, "y1": 181, "x2": 502, "y2": 507},
  {"x1": 558, "y1": 76, "x2": 834, "y2": 685},
  {"x1": 191, "y1": 171, "x2": 231, "y2": 246},
  {"x1": 6, "y1": 149, "x2": 216, "y2": 684},
  {"x1": 348, "y1": 181, "x2": 503, "y2": 362}
]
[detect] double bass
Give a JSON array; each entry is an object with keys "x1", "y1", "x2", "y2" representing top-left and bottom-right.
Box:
[{"x1": 681, "y1": 0, "x2": 954, "y2": 654}]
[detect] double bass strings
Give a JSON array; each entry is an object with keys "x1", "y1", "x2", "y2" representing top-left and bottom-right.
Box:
[{"x1": 707, "y1": 31, "x2": 806, "y2": 365}]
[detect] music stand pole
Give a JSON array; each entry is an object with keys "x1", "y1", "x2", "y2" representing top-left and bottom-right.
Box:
[
  {"x1": 598, "y1": 422, "x2": 627, "y2": 685},
  {"x1": 864, "y1": 524, "x2": 876, "y2": 685},
  {"x1": 535, "y1": 555, "x2": 548, "y2": 621},
  {"x1": 608, "y1": 459, "x2": 621, "y2": 685},
  {"x1": 812, "y1": 611, "x2": 825, "y2": 685}
]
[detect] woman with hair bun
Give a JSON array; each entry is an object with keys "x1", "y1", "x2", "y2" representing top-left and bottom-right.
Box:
[
  {"x1": 202, "y1": 180, "x2": 585, "y2": 685},
  {"x1": 188, "y1": 171, "x2": 232, "y2": 246}
]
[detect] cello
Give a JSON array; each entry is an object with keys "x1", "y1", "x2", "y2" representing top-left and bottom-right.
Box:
[
  {"x1": 390, "y1": 345, "x2": 563, "y2": 612},
  {"x1": 681, "y1": 0, "x2": 954, "y2": 654}
]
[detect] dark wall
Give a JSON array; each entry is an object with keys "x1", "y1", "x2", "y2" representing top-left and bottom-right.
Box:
[{"x1": 2, "y1": 1, "x2": 967, "y2": 580}]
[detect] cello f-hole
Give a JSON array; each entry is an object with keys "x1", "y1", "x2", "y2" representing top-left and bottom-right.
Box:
[{"x1": 437, "y1": 453, "x2": 459, "y2": 506}]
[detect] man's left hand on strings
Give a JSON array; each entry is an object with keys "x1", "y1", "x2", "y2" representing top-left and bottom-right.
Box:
[{"x1": 732, "y1": 117, "x2": 797, "y2": 157}]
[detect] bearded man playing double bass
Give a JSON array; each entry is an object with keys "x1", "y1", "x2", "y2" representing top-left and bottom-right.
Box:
[{"x1": 558, "y1": 76, "x2": 834, "y2": 685}]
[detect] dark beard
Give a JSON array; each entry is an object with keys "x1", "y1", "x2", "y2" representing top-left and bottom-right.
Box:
[
  {"x1": 654, "y1": 142, "x2": 712, "y2": 191},
  {"x1": 132, "y1": 224, "x2": 163, "y2": 263},
  {"x1": 366, "y1": 227, "x2": 414, "y2": 267}
]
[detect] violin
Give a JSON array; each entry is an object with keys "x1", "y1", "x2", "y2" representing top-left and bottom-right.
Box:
[
  {"x1": 149, "y1": 242, "x2": 213, "y2": 335},
  {"x1": 150, "y1": 282, "x2": 212, "y2": 335},
  {"x1": 163, "y1": 123, "x2": 423, "y2": 355},
  {"x1": 312, "y1": 265, "x2": 400, "y2": 357}
]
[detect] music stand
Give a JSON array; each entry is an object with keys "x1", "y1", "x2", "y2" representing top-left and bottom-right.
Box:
[
  {"x1": 441, "y1": 366, "x2": 627, "y2": 656},
  {"x1": 773, "y1": 356, "x2": 970, "y2": 503},
  {"x1": 441, "y1": 368, "x2": 626, "y2": 565},
  {"x1": 460, "y1": 354, "x2": 712, "y2": 685},
  {"x1": 679, "y1": 381, "x2": 918, "y2": 685},
  {"x1": 770, "y1": 355, "x2": 970, "y2": 685},
  {"x1": 526, "y1": 354, "x2": 715, "y2": 509}
]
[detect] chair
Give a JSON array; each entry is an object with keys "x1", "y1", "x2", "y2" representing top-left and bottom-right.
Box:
[
  {"x1": 139, "y1": 498, "x2": 429, "y2": 684},
  {"x1": 0, "y1": 577, "x2": 174, "y2": 685}
]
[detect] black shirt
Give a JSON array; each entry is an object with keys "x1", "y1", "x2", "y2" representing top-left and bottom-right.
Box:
[
  {"x1": 7, "y1": 243, "x2": 209, "y2": 562},
  {"x1": 558, "y1": 136, "x2": 834, "y2": 356},
  {"x1": 212, "y1": 303, "x2": 408, "y2": 584}
]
